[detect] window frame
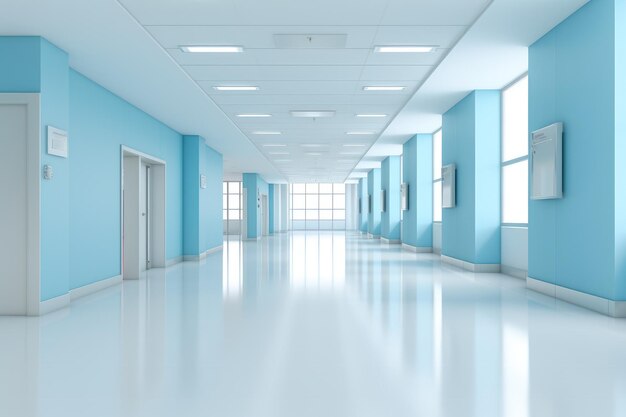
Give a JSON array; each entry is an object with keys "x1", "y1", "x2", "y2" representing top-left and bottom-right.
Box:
[
  {"x1": 223, "y1": 181, "x2": 243, "y2": 222},
  {"x1": 501, "y1": 73, "x2": 529, "y2": 227},
  {"x1": 289, "y1": 183, "x2": 346, "y2": 231}
]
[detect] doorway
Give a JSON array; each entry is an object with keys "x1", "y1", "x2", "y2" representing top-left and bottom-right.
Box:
[
  {"x1": 0, "y1": 94, "x2": 40, "y2": 315},
  {"x1": 262, "y1": 194, "x2": 269, "y2": 236},
  {"x1": 121, "y1": 147, "x2": 166, "y2": 280}
]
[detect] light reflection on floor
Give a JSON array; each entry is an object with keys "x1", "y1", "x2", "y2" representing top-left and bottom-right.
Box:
[{"x1": 2, "y1": 231, "x2": 626, "y2": 416}]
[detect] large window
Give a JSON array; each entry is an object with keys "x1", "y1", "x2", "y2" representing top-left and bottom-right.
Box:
[
  {"x1": 501, "y1": 75, "x2": 529, "y2": 224},
  {"x1": 290, "y1": 183, "x2": 346, "y2": 230},
  {"x1": 433, "y1": 129, "x2": 442, "y2": 222},
  {"x1": 223, "y1": 181, "x2": 242, "y2": 221}
]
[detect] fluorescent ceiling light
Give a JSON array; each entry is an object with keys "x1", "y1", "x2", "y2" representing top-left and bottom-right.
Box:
[
  {"x1": 346, "y1": 131, "x2": 376, "y2": 135},
  {"x1": 262, "y1": 144, "x2": 286, "y2": 147},
  {"x1": 305, "y1": 152, "x2": 323, "y2": 156},
  {"x1": 213, "y1": 86, "x2": 259, "y2": 91},
  {"x1": 268, "y1": 151, "x2": 289, "y2": 155},
  {"x1": 290, "y1": 110, "x2": 335, "y2": 118},
  {"x1": 300, "y1": 144, "x2": 328, "y2": 148},
  {"x1": 363, "y1": 86, "x2": 405, "y2": 91},
  {"x1": 374, "y1": 45, "x2": 436, "y2": 53},
  {"x1": 181, "y1": 45, "x2": 244, "y2": 53},
  {"x1": 237, "y1": 113, "x2": 272, "y2": 118},
  {"x1": 356, "y1": 114, "x2": 387, "y2": 118},
  {"x1": 343, "y1": 144, "x2": 366, "y2": 147},
  {"x1": 253, "y1": 131, "x2": 281, "y2": 135}
]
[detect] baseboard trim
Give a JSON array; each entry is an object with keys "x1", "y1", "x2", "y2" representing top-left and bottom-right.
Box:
[
  {"x1": 70, "y1": 275, "x2": 122, "y2": 301},
  {"x1": 381, "y1": 237, "x2": 401, "y2": 244},
  {"x1": 38, "y1": 293, "x2": 70, "y2": 316},
  {"x1": 433, "y1": 247, "x2": 442, "y2": 255},
  {"x1": 367, "y1": 233, "x2": 380, "y2": 239},
  {"x1": 401, "y1": 243, "x2": 432, "y2": 253},
  {"x1": 166, "y1": 256, "x2": 183, "y2": 267},
  {"x1": 183, "y1": 245, "x2": 224, "y2": 261},
  {"x1": 501, "y1": 265, "x2": 527, "y2": 280},
  {"x1": 441, "y1": 255, "x2": 500, "y2": 273},
  {"x1": 527, "y1": 276, "x2": 626, "y2": 317}
]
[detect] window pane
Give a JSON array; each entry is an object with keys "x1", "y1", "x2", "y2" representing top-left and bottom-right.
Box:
[
  {"x1": 319, "y1": 183, "x2": 333, "y2": 194},
  {"x1": 433, "y1": 181, "x2": 442, "y2": 222},
  {"x1": 228, "y1": 195, "x2": 240, "y2": 210},
  {"x1": 223, "y1": 209, "x2": 227, "y2": 220},
  {"x1": 292, "y1": 183, "x2": 306, "y2": 194},
  {"x1": 292, "y1": 195, "x2": 305, "y2": 209},
  {"x1": 319, "y1": 209, "x2": 333, "y2": 220},
  {"x1": 228, "y1": 209, "x2": 241, "y2": 221},
  {"x1": 333, "y1": 194, "x2": 345, "y2": 209},
  {"x1": 433, "y1": 130, "x2": 442, "y2": 180},
  {"x1": 306, "y1": 194, "x2": 318, "y2": 209},
  {"x1": 223, "y1": 182, "x2": 228, "y2": 193},
  {"x1": 223, "y1": 198, "x2": 228, "y2": 210},
  {"x1": 319, "y1": 195, "x2": 332, "y2": 209},
  {"x1": 333, "y1": 210, "x2": 345, "y2": 220},
  {"x1": 228, "y1": 182, "x2": 240, "y2": 193},
  {"x1": 306, "y1": 183, "x2": 319, "y2": 194},
  {"x1": 502, "y1": 76, "x2": 529, "y2": 161},
  {"x1": 292, "y1": 210, "x2": 305, "y2": 220},
  {"x1": 306, "y1": 209, "x2": 319, "y2": 220},
  {"x1": 333, "y1": 183, "x2": 346, "y2": 194},
  {"x1": 502, "y1": 161, "x2": 528, "y2": 223}
]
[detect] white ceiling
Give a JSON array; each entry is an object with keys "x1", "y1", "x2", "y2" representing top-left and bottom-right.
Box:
[{"x1": 1, "y1": 0, "x2": 588, "y2": 184}]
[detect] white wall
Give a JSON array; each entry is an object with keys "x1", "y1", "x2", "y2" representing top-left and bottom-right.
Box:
[
  {"x1": 223, "y1": 220, "x2": 241, "y2": 235},
  {"x1": 280, "y1": 184, "x2": 289, "y2": 232},
  {"x1": 433, "y1": 222, "x2": 442, "y2": 254},
  {"x1": 501, "y1": 226, "x2": 528, "y2": 278}
]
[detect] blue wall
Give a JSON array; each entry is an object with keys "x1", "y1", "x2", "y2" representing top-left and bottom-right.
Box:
[
  {"x1": 70, "y1": 71, "x2": 185, "y2": 290},
  {"x1": 1, "y1": 36, "x2": 225, "y2": 302},
  {"x1": 358, "y1": 178, "x2": 368, "y2": 233},
  {"x1": 243, "y1": 173, "x2": 270, "y2": 239},
  {"x1": 529, "y1": 0, "x2": 623, "y2": 299},
  {"x1": 183, "y1": 135, "x2": 223, "y2": 256},
  {"x1": 367, "y1": 168, "x2": 382, "y2": 237},
  {"x1": 381, "y1": 156, "x2": 401, "y2": 241},
  {"x1": 442, "y1": 91, "x2": 500, "y2": 265},
  {"x1": 402, "y1": 134, "x2": 433, "y2": 248}
]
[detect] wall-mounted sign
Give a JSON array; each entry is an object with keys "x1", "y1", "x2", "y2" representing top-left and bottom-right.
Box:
[
  {"x1": 200, "y1": 174, "x2": 207, "y2": 189},
  {"x1": 47, "y1": 126, "x2": 68, "y2": 158}
]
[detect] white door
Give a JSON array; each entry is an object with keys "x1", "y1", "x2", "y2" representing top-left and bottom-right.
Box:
[
  {"x1": 0, "y1": 104, "x2": 28, "y2": 314},
  {"x1": 139, "y1": 162, "x2": 150, "y2": 271}
]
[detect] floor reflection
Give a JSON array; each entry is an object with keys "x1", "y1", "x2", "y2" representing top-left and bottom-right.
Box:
[{"x1": 2, "y1": 231, "x2": 626, "y2": 417}]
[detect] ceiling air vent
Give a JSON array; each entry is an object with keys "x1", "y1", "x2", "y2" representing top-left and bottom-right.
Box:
[{"x1": 273, "y1": 34, "x2": 347, "y2": 49}]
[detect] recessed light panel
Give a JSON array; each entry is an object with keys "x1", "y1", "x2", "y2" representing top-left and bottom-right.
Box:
[
  {"x1": 181, "y1": 45, "x2": 243, "y2": 53},
  {"x1": 237, "y1": 114, "x2": 272, "y2": 118},
  {"x1": 290, "y1": 110, "x2": 336, "y2": 118},
  {"x1": 356, "y1": 114, "x2": 388, "y2": 118},
  {"x1": 213, "y1": 86, "x2": 259, "y2": 91},
  {"x1": 253, "y1": 131, "x2": 281, "y2": 135},
  {"x1": 374, "y1": 46, "x2": 436, "y2": 53},
  {"x1": 262, "y1": 144, "x2": 287, "y2": 147},
  {"x1": 363, "y1": 86, "x2": 405, "y2": 91}
]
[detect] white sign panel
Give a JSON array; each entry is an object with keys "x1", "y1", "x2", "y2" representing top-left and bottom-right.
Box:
[{"x1": 47, "y1": 126, "x2": 68, "y2": 158}]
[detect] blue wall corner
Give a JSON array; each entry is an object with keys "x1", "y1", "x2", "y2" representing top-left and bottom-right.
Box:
[
  {"x1": 243, "y1": 173, "x2": 269, "y2": 239},
  {"x1": 402, "y1": 134, "x2": 433, "y2": 248},
  {"x1": 358, "y1": 178, "x2": 368, "y2": 233},
  {"x1": 269, "y1": 184, "x2": 275, "y2": 234}
]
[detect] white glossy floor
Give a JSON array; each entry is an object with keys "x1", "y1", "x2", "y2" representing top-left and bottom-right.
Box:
[{"x1": 2, "y1": 231, "x2": 626, "y2": 417}]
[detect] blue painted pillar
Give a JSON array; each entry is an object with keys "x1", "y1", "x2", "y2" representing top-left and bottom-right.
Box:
[
  {"x1": 442, "y1": 90, "x2": 500, "y2": 266},
  {"x1": 367, "y1": 168, "x2": 382, "y2": 237},
  {"x1": 268, "y1": 184, "x2": 275, "y2": 234},
  {"x1": 529, "y1": 0, "x2": 626, "y2": 303},
  {"x1": 402, "y1": 134, "x2": 433, "y2": 250},
  {"x1": 183, "y1": 135, "x2": 223, "y2": 257},
  {"x1": 358, "y1": 177, "x2": 368, "y2": 233},
  {"x1": 381, "y1": 156, "x2": 401, "y2": 242}
]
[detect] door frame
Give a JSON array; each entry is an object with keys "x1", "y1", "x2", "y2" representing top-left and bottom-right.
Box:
[
  {"x1": 0, "y1": 93, "x2": 40, "y2": 315},
  {"x1": 120, "y1": 146, "x2": 166, "y2": 279}
]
